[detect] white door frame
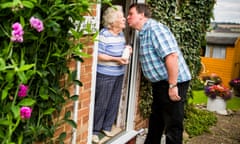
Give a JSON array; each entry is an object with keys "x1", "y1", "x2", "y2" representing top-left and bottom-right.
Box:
[{"x1": 88, "y1": 0, "x2": 145, "y2": 143}]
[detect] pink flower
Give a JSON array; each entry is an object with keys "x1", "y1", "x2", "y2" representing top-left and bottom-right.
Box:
[
  {"x1": 12, "y1": 22, "x2": 22, "y2": 30},
  {"x1": 20, "y1": 107, "x2": 32, "y2": 119},
  {"x1": 18, "y1": 84, "x2": 28, "y2": 98},
  {"x1": 11, "y1": 22, "x2": 24, "y2": 43},
  {"x1": 29, "y1": 17, "x2": 44, "y2": 32}
]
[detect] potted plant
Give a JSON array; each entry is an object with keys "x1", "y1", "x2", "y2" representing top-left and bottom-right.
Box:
[
  {"x1": 202, "y1": 74, "x2": 232, "y2": 115},
  {"x1": 204, "y1": 84, "x2": 232, "y2": 100},
  {"x1": 229, "y1": 78, "x2": 240, "y2": 97}
]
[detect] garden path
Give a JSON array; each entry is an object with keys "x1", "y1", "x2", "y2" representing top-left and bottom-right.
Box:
[{"x1": 185, "y1": 110, "x2": 240, "y2": 144}]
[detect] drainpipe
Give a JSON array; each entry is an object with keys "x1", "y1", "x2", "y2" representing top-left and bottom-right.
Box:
[{"x1": 71, "y1": 61, "x2": 81, "y2": 144}]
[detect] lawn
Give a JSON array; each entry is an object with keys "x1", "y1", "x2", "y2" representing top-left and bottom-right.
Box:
[{"x1": 189, "y1": 90, "x2": 240, "y2": 111}]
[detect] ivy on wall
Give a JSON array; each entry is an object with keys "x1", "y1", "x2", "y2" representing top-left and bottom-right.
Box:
[{"x1": 139, "y1": 0, "x2": 216, "y2": 117}]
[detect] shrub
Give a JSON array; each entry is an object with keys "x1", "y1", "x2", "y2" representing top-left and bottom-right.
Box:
[
  {"x1": 184, "y1": 105, "x2": 217, "y2": 137},
  {"x1": 191, "y1": 78, "x2": 205, "y2": 90}
]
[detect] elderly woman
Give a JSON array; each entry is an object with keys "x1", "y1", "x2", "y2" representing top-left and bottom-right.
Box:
[{"x1": 92, "y1": 5, "x2": 131, "y2": 143}]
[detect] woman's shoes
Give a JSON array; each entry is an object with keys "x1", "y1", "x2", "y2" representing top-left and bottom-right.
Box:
[
  {"x1": 92, "y1": 135, "x2": 100, "y2": 143},
  {"x1": 102, "y1": 130, "x2": 114, "y2": 137},
  {"x1": 92, "y1": 130, "x2": 114, "y2": 143}
]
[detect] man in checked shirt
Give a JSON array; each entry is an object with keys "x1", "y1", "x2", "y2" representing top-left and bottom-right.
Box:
[{"x1": 127, "y1": 3, "x2": 191, "y2": 144}]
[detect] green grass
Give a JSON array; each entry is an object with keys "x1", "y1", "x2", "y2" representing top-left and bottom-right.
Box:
[{"x1": 189, "y1": 90, "x2": 240, "y2": 111}]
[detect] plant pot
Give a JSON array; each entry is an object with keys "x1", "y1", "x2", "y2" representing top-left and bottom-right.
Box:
[
  {"x1": 233, "y1": 88, "x2": 240, "y2": 97},
  {"x1": 207, "y1": 96, "x2": 227, "y2": 115}
]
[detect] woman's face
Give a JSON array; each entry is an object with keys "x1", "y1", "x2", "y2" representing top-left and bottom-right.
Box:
[{"x1": 112, "y1": 11, "x2": 126, "y2": 30}]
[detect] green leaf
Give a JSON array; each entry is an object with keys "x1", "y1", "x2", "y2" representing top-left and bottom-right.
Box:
[
  {"x1": 0, "y1": 58, "x2": 6, "y2": 71},
  {"x1": 70, "y1": 95, "x2": 79, "y2": 101},
  {"x1": 39, "y1": 86, "x2": 49, "y2": 100},
  {"x1": 73, "y1": 56, "x2": 84, "y2": 62},
  {"x1": 0, "y1": 128, "x2": 5, "y2": 138},
  {"x1": 18, "y1": 98, "x2": 36, "y2": 106},
  {"x1": 73, "y1": 80, "x2": 83, "y2": 86},
  {"x1": 63, "y1": 89, "x2": 70, "y2": 98},
  {"x1": 11, "y1": 105, "x2": 20, "y2": 118},
  {"x1": 74, "y1": 51, "x2": 91, "y2": 58},
  {"x1": 52, "y1": 16, "x2": 64, "y2": 20},
  {"x1": 18, "y1": 132, "x2": 23, "y2": 144},
  {"x1": 0, "y1": 2, "x2": 13, "y2": 9},
  {"x1": 20, "y1": 16, "x2": 25, "y2": 28},
  {"x1": 58, "y1": 132, "x2": 66, "y2": 140},
  {"x1": 1, "y1": 88, "x2": 8, "y2": 100},
  {"x1": 17, "y1": 71, "x2": 27, "y2": 83},
  {"x1": 29, "y1": 0, "x2": 37, "y2": 3},
  {"x1": 69, "y1": 29, "x2": 80, "y2": 38},
  {"x1": 64, "y1": 111, "x2": 71, "y2": 119},
  {"x1": 18, "y1": 64, "x2": 35, "y2": 72},
  {"x1": 6, "y1": 71, "x2": 15, "y2": 82},
  {"x1": 25, "y1": 70, "x2": 36, "y2": 80},
  {"x1": 1, "y1": 82, "x2": 13, "y2": 101},
  {"x1": 0, "y1": 119, "x2": 10, "y2": 125},
  {"x1": 65, "y1": 119, "x2": 77, "y2": 128},
  {"x1": 22, "y1": 1, "x2": 35, "y2": 8},
  {"x1": 46, "y1": 20, "x2": 60, "y2": 29},
  {"x1": 43, "y1": 108, "x2": 56, "y2": 115}
]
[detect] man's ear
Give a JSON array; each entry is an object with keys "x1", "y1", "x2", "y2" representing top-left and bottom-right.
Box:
[{"x1": 140, "y1": 12, "x2": 146, "y2": 20}]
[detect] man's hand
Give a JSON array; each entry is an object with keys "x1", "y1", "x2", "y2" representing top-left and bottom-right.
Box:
[{"x1": 168, "y1": 87, "x2": 181, "y2": 101}]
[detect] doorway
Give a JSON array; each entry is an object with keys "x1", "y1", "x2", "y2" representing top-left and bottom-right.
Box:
[{"x1": 92, "y1": 0, "x2": 139, "y2": 143}]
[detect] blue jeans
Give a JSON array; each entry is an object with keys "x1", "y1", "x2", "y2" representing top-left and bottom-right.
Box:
[{"x1": 144, "y1": 80, "x2": 190, "y2": 144}]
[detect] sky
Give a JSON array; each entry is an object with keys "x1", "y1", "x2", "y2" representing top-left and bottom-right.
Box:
[{"x1": 213, "y1": 0, "x2": 240, "y2": 23}]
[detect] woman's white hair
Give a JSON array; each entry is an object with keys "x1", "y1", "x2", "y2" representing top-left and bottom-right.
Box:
[{"x1": 102, "y1": 5, "x2": 123, "y2": 29}]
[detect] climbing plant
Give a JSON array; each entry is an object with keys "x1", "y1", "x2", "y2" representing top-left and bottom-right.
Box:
[
  {"x1": 0, "y1": 0, "x2": 111, "y2": 143},
  {"x1": 148, "y1": 0, "x2": 215, "y2": 77},
  {"x1": 139, "y1": 0, "x2": 216, "y2": 117}
]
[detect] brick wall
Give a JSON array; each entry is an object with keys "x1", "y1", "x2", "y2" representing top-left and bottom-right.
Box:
[{"x1": 133, "y1": 68, "x2": 148, "y2": 131}]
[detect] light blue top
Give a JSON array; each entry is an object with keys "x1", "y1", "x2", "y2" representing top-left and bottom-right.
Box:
[{"x1": 97, "y1": 28, "x2": 126, "y2": 76}]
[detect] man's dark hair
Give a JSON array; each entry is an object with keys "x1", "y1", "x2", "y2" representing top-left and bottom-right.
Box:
[{"x1": 129, "y1": 3, "x2": 152, "y2": 18}]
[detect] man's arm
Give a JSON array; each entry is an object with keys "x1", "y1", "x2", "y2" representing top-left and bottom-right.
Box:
[
  {"x1": 165, "y1": 52, "x2": 178, "y2": 85},
  {"x1": 165, "y1": 52, "x2": 181, "y2": 101}
]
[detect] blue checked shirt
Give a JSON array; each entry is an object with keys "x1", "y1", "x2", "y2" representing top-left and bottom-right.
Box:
[{"x1": 138, "y1": 19, "x2": 191, "y2": 82}]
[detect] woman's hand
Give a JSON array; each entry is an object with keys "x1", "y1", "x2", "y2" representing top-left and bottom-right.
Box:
[
  {"x1": 118, "y1": 57, "x2": 129, "y2": 65},
  {"x1": 126, "y1": 45, "x2": 133, "y2": 54}
]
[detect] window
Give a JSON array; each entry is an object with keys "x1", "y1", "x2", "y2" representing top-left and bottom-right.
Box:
[{"x1": 205, "y1": 45, "x2": 226, "y2": 59}]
